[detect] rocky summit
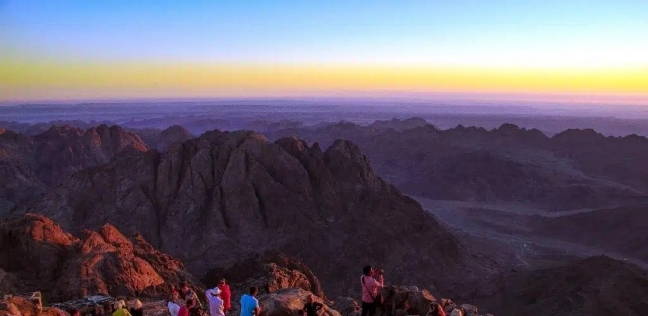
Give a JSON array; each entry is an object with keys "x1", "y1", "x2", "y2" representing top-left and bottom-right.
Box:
[{"x1": 25, "y1": 129, "x2": 501, "y2": 299}]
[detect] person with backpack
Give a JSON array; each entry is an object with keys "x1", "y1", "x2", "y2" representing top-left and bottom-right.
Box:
[{"x1": 360, "y1": 265, "x2": 384, "y2": 316}]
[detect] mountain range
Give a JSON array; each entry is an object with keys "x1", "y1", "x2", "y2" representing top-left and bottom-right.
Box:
[{"x1": 1, "y1": 118, "x2": 647, "y2": 315}]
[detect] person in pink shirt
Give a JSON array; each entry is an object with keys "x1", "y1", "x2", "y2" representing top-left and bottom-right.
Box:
[{"x1": 360, "y1": 265, "x2": 384, "y2": 316}]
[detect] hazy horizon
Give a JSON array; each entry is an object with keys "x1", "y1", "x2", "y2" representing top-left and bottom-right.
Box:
[{"x1": 2, "y1": 1, "x2": 648, "y2": 104}]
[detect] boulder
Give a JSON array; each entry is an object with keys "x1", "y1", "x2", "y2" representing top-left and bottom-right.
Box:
[
  {"x1": 380, "y1": 286, "x2": 436, "y2": 316},
  {"x1": 258, "y1": 288, "x2": 340, "y2": 316},
  {"x1": 331, "y1": 297, "x2": 360, "y2": 316},
  {"x1": 204, "y1": 251, "x2": 324, "y2": 298}
]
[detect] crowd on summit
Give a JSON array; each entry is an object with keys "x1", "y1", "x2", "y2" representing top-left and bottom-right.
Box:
[{"x1": 156, "y1": 265, "x2": 469, "y2": 316}]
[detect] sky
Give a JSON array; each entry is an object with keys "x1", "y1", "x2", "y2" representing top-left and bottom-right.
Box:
[{"x1": 1, "y1": 0, "x2": 648, "y2": 104}]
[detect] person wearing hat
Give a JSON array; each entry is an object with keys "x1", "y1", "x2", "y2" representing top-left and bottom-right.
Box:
[{"x1": 205, "y1": 286, "x2": 225, "y2": 316}]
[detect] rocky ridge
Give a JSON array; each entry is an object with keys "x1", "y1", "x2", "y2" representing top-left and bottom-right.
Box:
[
  {"x1": 0, "y1": 125, "x2": 148, "y2": 215},
  {"x1": 0, "y1": 214, "x2": 199, "y2": 301},
  {"x1": 27, "y1": 129, "x2": 500, "y2": 299}
]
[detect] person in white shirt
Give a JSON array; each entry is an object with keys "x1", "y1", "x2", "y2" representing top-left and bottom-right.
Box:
[{"x1": 206, "y1": 287, "x2": 225, "y2": 316}]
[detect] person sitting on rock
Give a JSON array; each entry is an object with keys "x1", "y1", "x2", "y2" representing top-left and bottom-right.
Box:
[
  {"x1": 112, "y1": 301, "x2": 132, "y2": 316},
  {"x1": 240, "y1": 287, "x2": 260, "y2": 316},
  {"x1": 360, "y1": 266, "x2": 384, "y2": 316},
  {"x1": 205, "y1": 287, "x2": 225, "y2": 316},
  {"x1": 303, "y1": 294, "x2": 324, "y2": 316},
  {"x1": 426, "y1": 302, "x2": 446, "y2": 316},
  {"x1": 129, "y1": 300, "x2": 144, "y2": 316},
  {"x1": 218, "y1": 278, "x2": 232, "y2": 315}
]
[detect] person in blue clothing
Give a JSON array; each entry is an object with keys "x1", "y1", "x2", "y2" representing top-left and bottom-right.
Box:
[{"x1": 240, "y1": 287, "x2": 260, "y2": 316}]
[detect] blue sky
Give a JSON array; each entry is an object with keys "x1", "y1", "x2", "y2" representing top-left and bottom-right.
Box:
[{"x1": 2, "y1": 0, "x2": 648, "y2": 67}]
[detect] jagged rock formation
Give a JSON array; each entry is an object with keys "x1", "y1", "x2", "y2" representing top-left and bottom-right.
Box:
[
  {"x1": 473, "y1": 256, "x2": 648, "y2": 316},
  {"x1": 131, "y1": 125, "x2": 194, "y2": 151},
  {"x1": 203, "y1": 251, "x2": 324, "y2": 298},
  {"x1": 28, "y1": 130, "x2": 496, "y2": 298},
  {"x1": 267, "y1": 121, "x2": 648, "y2": 211},
  {"x1": 258, "y1": 288, "x2": 340, "y2": 316},
  {"x1": 0, "y1": 214, "x2": 199, "y2": 301},
  {"x1": 0, "y1": 125, "x2": 148, "y2": 215}
]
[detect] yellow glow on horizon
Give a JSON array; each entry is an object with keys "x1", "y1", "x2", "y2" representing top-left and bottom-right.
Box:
[{"x1": 2, "y1": 58, "x2": 648, "y2": 102}]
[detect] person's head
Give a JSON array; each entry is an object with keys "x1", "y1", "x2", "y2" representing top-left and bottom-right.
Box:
[
  {"x1": 186, "y1": 299, "x2": 195, "y2": 308},
  {"x1": 114, "y1": 302, "x2": 123, "y2": 310},
  {"x1": 306, "y1": 295, "x2": 314, "y2": 303},
  {"x1": 219, "y1": 278, "x2": 227, "y2": 286},
  {"x1": 249, "y1": 287, "x2": 258, "y2": 296},
  {"x1": 182, "y1": 282, "x2": 189, "y2": 291},
  {"x1": 212, "y1": 287, "x2": 222, "y2": 297},
  {"x1": 132, "y1": 299, "x2": 143, "y2": 310},
  {"x1": 363, "y1": 265, "x2": 373, "y2": 276}
]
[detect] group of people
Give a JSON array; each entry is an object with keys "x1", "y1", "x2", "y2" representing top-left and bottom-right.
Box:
[
  {"x1": 167, "y1": 279, "x2": 232, "y2": 316},
  {"x1": 66, "y1": 299, "x2": 144, "y2": 316}
]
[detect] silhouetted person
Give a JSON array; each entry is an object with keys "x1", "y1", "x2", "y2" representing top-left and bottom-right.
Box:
[{"x1": 303, "y1": 294, "x2": 323, "y2": 316}]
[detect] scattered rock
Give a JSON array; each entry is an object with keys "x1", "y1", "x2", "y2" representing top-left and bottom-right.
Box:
[{"x1": 258, "y1": 288, "x2": 339, "y2": 316}]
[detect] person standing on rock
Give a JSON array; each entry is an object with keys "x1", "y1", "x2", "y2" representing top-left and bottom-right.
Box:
[
  {"x1": 240, "y1": 287, "x2": 260, "y2": 316},
  {"x1": 218, "y1": 278, "x2": 232, "y2": 315},
  {"x1": 360, "y1": 265, "x2": 384, "y2": 316},
  {"x1": 303, "y1": 294, "x2": 324, "y2": 316},
  {"x1": 205, "y1": 287, "x2": 225, "y2": 316}
]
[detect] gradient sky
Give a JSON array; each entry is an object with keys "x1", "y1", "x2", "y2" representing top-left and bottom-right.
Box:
[{"x1": 1, "y1": 0, "x2": 648, "y2": 103}]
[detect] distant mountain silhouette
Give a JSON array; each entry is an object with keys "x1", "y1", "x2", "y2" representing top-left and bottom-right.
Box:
[{"x1": 267, "y1": 120, "x2": 648, "y2": 211}]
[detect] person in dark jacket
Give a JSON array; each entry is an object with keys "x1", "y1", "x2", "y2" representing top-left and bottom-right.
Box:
[
  {"x1": 129, "y1": 300, "x2": 144, "y2": 316},
  {"x1": 303, "y1": 295, "x2": 323, "y2": 316}
]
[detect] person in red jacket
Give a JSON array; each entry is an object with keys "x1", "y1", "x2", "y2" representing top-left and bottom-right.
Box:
[{"x1": 218, "y1": 278, "x2": 232, "y2": 314}]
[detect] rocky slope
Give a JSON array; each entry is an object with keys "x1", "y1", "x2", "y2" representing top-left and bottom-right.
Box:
[
  {"x1": 473, "y1": 256, "x2": 648, "y2": 316},
  {"x1": 530, "y1": 204, "x2": 648, "y2": 261},
  {"x1": 267, "y1": 121, "x2": 648, "y2": 211},
  {"x1": 0, "y1": 214, "x2": 199, "y2": 301},
  {"x1": 27, "y1": 130, "x2": 502, "y2": 298},
  {"x1": 0, "y1": 125, "x2": 148, "y2": 215}
]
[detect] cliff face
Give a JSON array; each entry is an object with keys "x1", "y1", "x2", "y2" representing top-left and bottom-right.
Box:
[
  {"x1": 0, "y1": 214, "x2": 198, "y2": 301},
  {"x1": 28, "y1": 130, "x2": 490, "y2": 298}
]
